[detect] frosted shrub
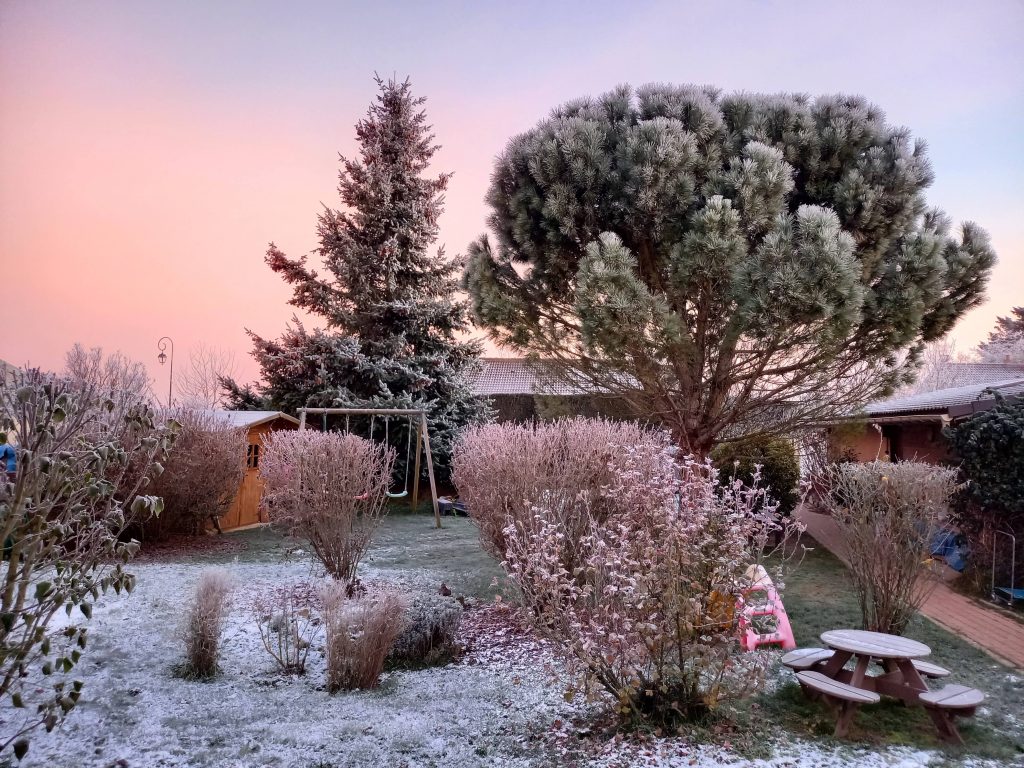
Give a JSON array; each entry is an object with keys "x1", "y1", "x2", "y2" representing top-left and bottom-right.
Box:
[
  {"x1": 0, "y1": 358, "x2": 171, "y2": 758},
  {"x1": 501, "y1": 437, "x2": 794, "y2": 725},
  {"x1": 142, "y1": 408, "x2": 247, "y2": 538},
  {"x1": 253, "y1": 585, "x2": 317, "y2": 674},
  {"x1": 181, "y1": 569, "x2": 232, "y2": 679},
  {"x1": 260, "y1": 430, "x2": 394, "y2": 590},
  {"x1": 452, "y1": 418, "x2": 655, "y2": 569},
  {"x1": 387, "y1": 594, "x2": 463, "y2": 667},
  {"x1": 823, "y1": 461, "x2": 960, "y2": 635},
  {"x1": 322, "y1": 586, "x2": 406, "y2": 691}
]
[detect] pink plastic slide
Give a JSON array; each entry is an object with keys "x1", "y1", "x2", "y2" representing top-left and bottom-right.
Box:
[{"x1": 738, "y1": 564, "x2": 796, "y2": 652}]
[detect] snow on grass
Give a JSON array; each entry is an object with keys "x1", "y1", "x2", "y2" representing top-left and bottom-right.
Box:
[{"x1": 8, "y1": 523, "x2": 1015, "y2": 767}]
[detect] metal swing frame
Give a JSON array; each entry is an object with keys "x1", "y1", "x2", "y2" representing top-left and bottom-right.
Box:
[
  {"x1": 297, "y1": 407, "x2": 442, "y2": 528},
  {"x1": 991, "y1": 530, "x2": 1021, "y2": 608}
]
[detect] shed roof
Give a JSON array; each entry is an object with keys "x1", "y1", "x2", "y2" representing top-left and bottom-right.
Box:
[
  {"x1": 210, "y1": 410, "x2": 300, "y2": 428},
  {"x1": 861, "y1": 378, "x2": 1024, "y2": 418}
]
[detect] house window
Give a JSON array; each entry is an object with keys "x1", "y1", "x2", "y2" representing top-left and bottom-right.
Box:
[{"x1": 246, "y1": 444, "x2": 260, "y2": 469}]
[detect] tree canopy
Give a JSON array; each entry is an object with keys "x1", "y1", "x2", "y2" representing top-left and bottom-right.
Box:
[
  {"x1": 948, "y1": 393, "x2": 1024, "y2": 518},
  {"x1": 464, "y1": 84, "x2": 995, "y2": 451},
  {"x1": 226, "y1": 77, "x2": 489, "y2": 477},
  {"x1": 977, "y1": 306, "x2": 1024, "y2": 363}
]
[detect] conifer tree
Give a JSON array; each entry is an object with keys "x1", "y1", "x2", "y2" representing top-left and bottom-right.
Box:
[
  {"x1": 463, "y1": 85, "x2": 996, "y2": 454},
  {"x1": 229, "y1": 77, "x2": 489, "y2": 478},
  {"x1": 978, "y1": 306, "x2": 1024, "y2": 363}
]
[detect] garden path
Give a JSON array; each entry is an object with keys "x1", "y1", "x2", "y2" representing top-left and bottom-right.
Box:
[{"x1": 795, "y1": 506, "x2": 1024, "y2": 670}]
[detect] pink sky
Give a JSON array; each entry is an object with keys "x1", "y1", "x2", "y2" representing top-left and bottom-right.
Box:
[{"x1": 2, "y1": 1, "x2": 1022, "y2": 398}]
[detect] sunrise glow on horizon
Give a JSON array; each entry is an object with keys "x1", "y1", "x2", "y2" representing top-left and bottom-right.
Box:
[{"x1": 2, "y1": 0, "x2": 1022, "y2": 394}]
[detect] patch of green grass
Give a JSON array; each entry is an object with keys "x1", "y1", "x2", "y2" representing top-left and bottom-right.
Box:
[
  {"x1": 366, "y1": 514, "x2": 506, "y2": 600},
  {"x1": 205, "y1": 515, "x2": 505, "y2": 600},
  {"x1": 747, "y1": 537, "x2": 1024, "y2": 764}
]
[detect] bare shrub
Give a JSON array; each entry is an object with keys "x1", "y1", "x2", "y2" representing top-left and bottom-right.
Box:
[
  {"x1": 452, "y1": 418, "x2": 656, "y2": 569},
  {"x1": 387, "y1": 594, "x2": 463, "y2": 667},
  {"x1": 141, "y1": 408, "x2": 247, "y2": 539},
  {"x1": 322, "y1": 586, "x2": 406, "y2": 691},
  {"x1": 460, "y1": 419, "x2": 799, "y2": 725},
  {"x1": 0, "y1": 356, "x2": 172, "y2": 758},
  {"x1": 260, "y1": 430, "x2": 394, "y2": 589},
  {"x1": 253, "y1": 585, "x2": 318, "y2": 674},
  {"x1": 823, "y1": 460, "x2": 961, "y2": 635},
  {"x1": 181, "y1": 569, "x2": 233, "y2": 679}
]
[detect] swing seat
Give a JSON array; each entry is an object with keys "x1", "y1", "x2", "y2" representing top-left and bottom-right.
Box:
[{"x1": 386, "y1": 490, "x2": 408, "y2": 499}]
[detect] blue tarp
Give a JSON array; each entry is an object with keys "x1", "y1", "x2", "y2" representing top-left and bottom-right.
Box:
[{"x1": 931, "y1": 528, "x2": 968, "y2": 572}]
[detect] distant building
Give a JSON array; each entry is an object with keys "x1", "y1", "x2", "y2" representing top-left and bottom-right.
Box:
[
  {"x1": 830, "y1": 367, "x2": 1024, "y2": 464},
  {"x1": 469, "y1": 358, "x2": 633, "y2": 422}
]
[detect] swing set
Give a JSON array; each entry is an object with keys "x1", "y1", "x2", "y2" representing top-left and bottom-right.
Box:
[{"x1": 297, "y1": 407, "x2": 442, "y2": 528}]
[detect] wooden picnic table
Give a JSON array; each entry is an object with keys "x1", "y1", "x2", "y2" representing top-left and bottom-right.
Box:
[
  {"x1": 819, "y1": 629, "x2": 932, "y2": 702},
  {"x1": 788, "y1": 629, "x2": 984, "y2": 744}
]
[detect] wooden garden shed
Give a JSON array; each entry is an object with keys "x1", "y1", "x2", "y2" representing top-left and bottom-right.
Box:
[{"x1": 214, "y1": 410, "x2": 299, "y2": 532}]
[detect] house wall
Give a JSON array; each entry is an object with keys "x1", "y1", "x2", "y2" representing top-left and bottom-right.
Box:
[
  {"x1": 828, "y1": 423, "x2": 889, "y2": 462},
  {"x1": 886, "y1": 422, "x2": 954, "y2": 464},
  {"x1": 218, "y1": 418, "x2": 298, "y2": 532},
  {"x1": 828, "y1": 420, "x2": 953, "y2": 465}
]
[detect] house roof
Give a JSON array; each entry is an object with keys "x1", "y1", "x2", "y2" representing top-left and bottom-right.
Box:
[
  {"x1": 935, "y1": 362, "x2": 1024, "y2": 387},
  {"x1": 211, "y1": 410, "x2": 300, "y2": 428},
  {"x1": 861, "y1": 378, "x2": 1024, "y2": 418},
  {"x1": 470, "y1": 358, "x2": 586, "y2": 396}
]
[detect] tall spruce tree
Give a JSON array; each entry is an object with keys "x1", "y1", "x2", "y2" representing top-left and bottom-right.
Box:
[
  {"x1": 228, "y1": 77, "x2": 489, "y2": 479},
  {"x1": 463, "y1": 85, "x2": 996, "y2": 453}
]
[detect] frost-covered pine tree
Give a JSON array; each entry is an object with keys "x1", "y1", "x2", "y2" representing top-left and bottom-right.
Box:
[
  {"x1": 977, "y1": 306, "x2": 1024, "y2": 363},
  {"x1": 228, "y1": 77, "x2": 489, "y2": 478},
  {"x1": 463, "y1": 85, "x2": 996, "y2": 454}
]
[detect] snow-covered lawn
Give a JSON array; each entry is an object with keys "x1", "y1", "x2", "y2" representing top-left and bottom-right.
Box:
[{"x1": 11, "y1": 518, "x2": 1021, "y2": 767}]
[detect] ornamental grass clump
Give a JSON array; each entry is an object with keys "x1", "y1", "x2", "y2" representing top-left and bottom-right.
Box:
[
  {"x1": 260, "y1": 430, "x2": 394, "y2": 590},
  {"x1": 823, "y1": 460, "x2": 960, "y2": 635},
  {"x1": 181, "y1": 569, "x2": 233, "y2": 679},
  {"x1": 457, "y1": 419, "x2": 797, "y2": 726},
  {"x1": 322, "y1": 586, "x2": 406, "y2": 692}
]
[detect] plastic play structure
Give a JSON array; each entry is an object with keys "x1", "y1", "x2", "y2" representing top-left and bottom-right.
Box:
[
  {"x1": 738, "y1": 564, "x2": 797, "y2": 652},
  {"x1": 991, "y1": 530, "x2": 1022, "y2": 608},
  {"x1": 297, "y1": 407, "x2": 442, "y2": 527}
]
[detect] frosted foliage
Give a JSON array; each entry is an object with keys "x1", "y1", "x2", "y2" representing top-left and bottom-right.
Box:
[
  {"x1": 260, "y1": 430, "x2": 394, "y2": 588},
  {"x1": 231, "y1": 77, "x2": 489, "y2": 481},
  {"x1": 452, "y1": 418, "x2": 658, "y2": 567},
  {"x1": 454, "y1": 418, "x2": 799, "y2": 724},
  {"x1": 823, "y1": 460, "x2": 960, "y2": 635},
  {"x1": 0, "y1": 360, "x2": 171, "y2": 757},
  {"x1": 464, "y1": 85, "x2": 996, "y2": 452}
]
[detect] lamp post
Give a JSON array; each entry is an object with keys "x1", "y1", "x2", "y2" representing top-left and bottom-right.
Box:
[{"x1": 157, "y1": 336, "x2": 174, "y2": 407}]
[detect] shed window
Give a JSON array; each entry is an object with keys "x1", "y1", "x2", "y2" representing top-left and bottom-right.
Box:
[{"x1": 246, "y1": 444, "x2": 260, "y2": 469}]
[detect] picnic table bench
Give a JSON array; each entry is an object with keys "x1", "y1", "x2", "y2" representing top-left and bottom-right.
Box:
[
  {"x1": 786, "y1": 629, "x2": 984, "y2": 744},
  {"x1": 920, "y1": 685, "x2": 986, "y2": 744},
  {"x1": 796, "y1": 671, "x2": 880, "y2": 737}
]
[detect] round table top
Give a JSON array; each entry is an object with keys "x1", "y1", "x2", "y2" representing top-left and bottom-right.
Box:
[{"x1": 821, "y1": 629, "x2": 931, "y2": 659}]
